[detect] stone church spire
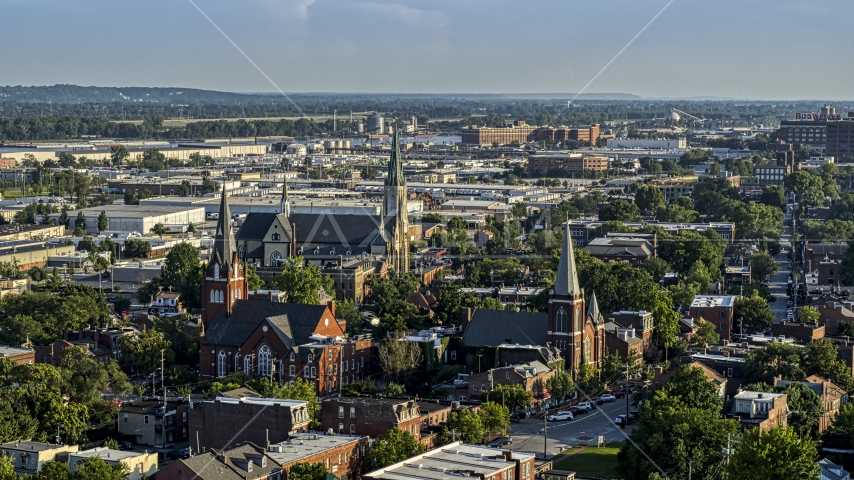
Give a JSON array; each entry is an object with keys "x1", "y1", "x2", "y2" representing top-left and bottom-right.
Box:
[
  {"x1": 213, "y1": 184, "x2": 236, "y2": 270},
  {"x1": 382, "y1": 117, "x2": 409, "y2": 273},
  {"x1": 554, "y1": 223, "x2": 581, "y2": 297}
]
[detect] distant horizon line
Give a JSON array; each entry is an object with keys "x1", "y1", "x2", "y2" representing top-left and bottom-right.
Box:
[{"x1": 2, "y1": 84, "x2": 854, "y2": 103}]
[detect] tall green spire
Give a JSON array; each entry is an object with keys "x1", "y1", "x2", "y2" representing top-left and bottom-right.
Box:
[{"x1": 387, "y1": 116, "x2": 404, "y2": 186}]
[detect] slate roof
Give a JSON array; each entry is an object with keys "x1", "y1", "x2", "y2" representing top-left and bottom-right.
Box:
[
  {"x1": 586, "y1": 291, "x2": 603, "y2": 324},
  {"x1": 203, "y1": 300, "x2": 329, "y2": 348},
  {"x1": 584, "y1": 237, "x2": 653, "y2": 258},
  {"x1": 178, "y1": 443, "x2": 281, "y2": 480},
  {"x1": 463, "y1": 308, "x2": 548, "y2": 347},
  {"x1": 818, "y1": 458, "x2": 851, "y2": 480},
  {"x1": 555, "y1": 224, "x2": 581, "y2": 296},
  {"x1": 603, "y1": 322, "x2": 643, "y2": 345},
  {"x1": 236, "y1": 213, "x2": 291, "y2": 241},
  {"x1": 289, "y1": 213, "x2": 392, "y2": 253}
]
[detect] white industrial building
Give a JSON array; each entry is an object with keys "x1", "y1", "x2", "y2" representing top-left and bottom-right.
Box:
[
  {"x1": 47, "y1": 205, "x2": 206, "y2": 236},
  {"x1": 606, "y1": 138, "x2": 687, "y2": 149}
]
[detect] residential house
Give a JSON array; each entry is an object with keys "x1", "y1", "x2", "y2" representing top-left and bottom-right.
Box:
[
  {"x1": 321, "y1": 397, "x2": 421, "y2": 440},
  {"x1": 468, "y1": 361, "x2": 555, "y2": 408},
  {"x1": 728, "y1": 390, "x2": 788, "y2": 432},
  {"x1": 818, "y1": 458, "x2": 851, "y2": 480},
  {"x1": 603, "y1": 323, "x2": 645, "y2": 362},
  {"x1": 775, "y1": 375, "x2": 848, "y2": 433},
  {"x1": 117, "y1": 399, "x2": 190, "y2": 447},
  {"x1": 812, "y1": 296, "x2": 854, "y2": 336},
  {"x1": 364, "y1": 442, "x2": 536, "y2": 480},
  {"x1": 69, "y1": 448, "x2": 157, "y2": 480},
  {"x1": 689, "y1": 295, "x2": 737, "y2": 339},
  {"x1": 0, "y1": 345, "x2": 34, "y2": 364},
  {"x1": 770, "y1": 322, "x2": 826, "y2": 343},
  {"x1": 148, "y1": 292, "x2": 184, "y2": 315},
  {"x1": 584, "y1": 236, "x2": 654, "y2": 266},
  {"x1": 651, "y1": 362, "x2": 727, "y2": 399},
  {"x1": 0, "y1": 441, "x2": 78, "y2": 476},
  {"x1": 189, "y1": 397, "x2": 312, "y2": 454}
]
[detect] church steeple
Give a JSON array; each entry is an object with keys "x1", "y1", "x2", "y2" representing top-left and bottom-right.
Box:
[
  {"x1": 587, "y1": 291, "x2": 602, "y2": 324},
  {"x1": 386, "y1": 116, "x2": 405, "y2": 188},
  {"x1": 554, "y1": 223, "x2": 581, "y2": 297},
  {"x1": 281, "y1": 175, "x2": 290, "y2": 215},
  {"x1": 213, "y1": 184, "x2": 236, "y2": 270}
]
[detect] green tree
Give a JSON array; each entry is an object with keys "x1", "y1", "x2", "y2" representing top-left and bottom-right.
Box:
[
  {"x1": 634, "y1": 184, "x2": 665, "y2": 213},
  {"x1": 761, "y1": 185, "x2": 786, "y2": 208},
  {"x1": 693, "y1": 319, "x2": 721, "y2": 346},
  {"x1": 482, "y1": 384, "x2": 533, "y2": 412},
  {"x1": 30, "y1": 461, "x2": 70, "y2": 480},
  {"x1": 478, "y1": 401, "x2": 510, "y2": 435},
  {"x1": 149, "y1": 223, "x2": 169, "y2": 238},
  {"x1": 545, "y1": 369, "x2": 575, "y2": 404},
  {"x1": 97, "y1": 211, "x2": 109, "y2": 233},
  {"x1": 750, "y1": 251, "x2": 779, "y2": 281},
  {"x1": 743, "y1": 342, "x2": 805, "y2": 385},
  {"x1": 117, "y1": 328, "x2": 172, "y2": 375},
  {"x1": 783, "y1": 382, "x2": 824, "y2": 437},
  {"x1": 272, "y1": 256, "x2": 334, "y2": 305},
  {"x1": 0, "y1": 454, "x2": 14, "y2": 480},
  {"x1": 75, "y1": 211, "x2": 86, "y2": 230},
  {"x1": 337, "y1": 299, "x2": 363, "y2": 335},
  {"x1": 382, "y1": 382, "x2": 405, "y2": 396},
  {"x1": 640, "y1": 257, "x2": 670, "y2": 282},
  {"x1": 160, "y1": 242, "x2": 204, "y2": 311},
  {"x1": 287, "y1": 462, "x2": 328, "y2": 480},
  {"x1": 686, "y1": 260, "x2": 712, "y2": 293},
  {"x1": 734, "y1": 292, "x2": 776, "y2": 334},
  {"x1": 109, "y1": 145, "x2": 130, "y2": 166},
  {"x1": 823, "y1": 403, "x2": 854, "y2": 449},
  {"x1": 598, "y1": 199, "x2": 639, "y2": 222},
  {"x1": 803, "y1": 339, "x2": 854, "y2": 392},
  {"x1": 445, "y1": 408, "x2": 485, "y2": 443},
  {"x1": 364, "y1": 428, "x2": 424, "y2": 471},
  {"x1": 785, "y1": 170, "x2": 826, "y2": 207},
  {"x1": 246, "y1": 263, "x2": 264, "y2": 291},
  {"x1": 797, "y1": 305, "x2": 820, "y2": 324},
  {"x1": 71, "y1": 456, "x2": 130, "y2": 480},
  {"x1": 727, "y1": 426, "x2": 819, "y2": 480},
  {"x1": 123, "y1": 239, "x2": 151, "y2": 258}
]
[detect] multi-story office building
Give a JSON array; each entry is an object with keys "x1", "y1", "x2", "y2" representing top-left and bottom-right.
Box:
[
  {"x1": 527, "y1": 153, "x2": 608, "y2": 175},
  {"x1": 461, "y1": 121, "x2": 600, "y2": 146},
  {"x1": 779, "y1": 104, "x2": 854, "y2": 160}
]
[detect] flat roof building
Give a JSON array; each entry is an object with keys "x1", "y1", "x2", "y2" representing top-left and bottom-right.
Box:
[{"x1": 364, "y1": 442, "x2": 536, "y2": 480}]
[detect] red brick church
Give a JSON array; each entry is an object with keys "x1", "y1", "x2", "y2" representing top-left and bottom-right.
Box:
[{"x1": 199, "y1": 189, "x2": 373, "y2": 397}]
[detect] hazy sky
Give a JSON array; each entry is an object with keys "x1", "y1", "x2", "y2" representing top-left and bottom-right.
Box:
[{"x1": 2, "y1": 0, "x2": 852, "y2": 99}]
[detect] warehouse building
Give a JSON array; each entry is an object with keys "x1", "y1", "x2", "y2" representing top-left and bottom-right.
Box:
[{"x1": 47, "y1": 205, "x2": 205, "y2": 236}]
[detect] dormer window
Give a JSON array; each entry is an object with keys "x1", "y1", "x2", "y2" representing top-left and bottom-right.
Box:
[{"x1": 308, "y1": 353, "x2": 313, "y2": 363}]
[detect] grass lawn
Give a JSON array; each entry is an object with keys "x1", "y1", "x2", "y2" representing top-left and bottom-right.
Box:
[{"x1": 552, "y1": 442, "x2": 624, "y2": 479}]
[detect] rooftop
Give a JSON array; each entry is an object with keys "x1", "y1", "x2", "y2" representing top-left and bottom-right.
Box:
[
  {"x1": 210, "y1": 397, "x2": 307, "y2": 408},
  {"x1": 690, "y1": 295, "x2": 737, "y2": 308},
  {"x1": 0, "y1": 440, "x2": 74, "y2": 452},
  {"x1": 0, "y1": 345, "x2": 34, "y2": 357},
  {"x1": 264, "y1": 432, "x2": 366, "y2": 466},
  {"x1": 72, "y1": 447, "x2": 146, "y2": 461},
  {"x1": 365, "y1": 442, "x2": 535, "y2": 480}
]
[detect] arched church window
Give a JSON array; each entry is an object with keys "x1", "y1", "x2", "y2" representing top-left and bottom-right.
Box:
[
  {"x1": 271, "y1": 251, "x2": 282, "y2": 267},
  {"x1": 244, "y1": 355, "x2": 252, "y2": 374},
  {"x1": 213, "y1": 263, "x2": 220, "y2": 279},
  {"x1": 217, "y1": 351, "x2": 226, "y2": 378},
  {"x1": 272, "y1": 233, "x2": 280, "y2": 241},
  {"x1": 556, "y1": 308, "x2": 567, "y2": 333},
  {"x1": 258, "y1": 345, "x2": 271, "y2": 377},
  {"x1": 583, "y1": 336, "x2": 591, "y2": 364}
]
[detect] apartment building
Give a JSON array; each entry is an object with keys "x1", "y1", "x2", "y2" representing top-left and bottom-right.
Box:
[{"x1": 321, "y1": 397, "x2": 422, "y2": 440}]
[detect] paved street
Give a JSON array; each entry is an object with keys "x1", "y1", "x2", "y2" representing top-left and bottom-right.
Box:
[
  {"x1": 768, "y1": 206, "x2": 794, "y2": 325},
  {"x1": 507, "y1": 399, "x2": 634, "y2": 456}
]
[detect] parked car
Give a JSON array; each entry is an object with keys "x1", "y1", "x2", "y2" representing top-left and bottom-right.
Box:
[
  {"x1": 810, "y1": 288, "x2": 823, "y2": 294},
  {"x1": 615, "y1": 415, "x2": 627, "y2": 425},
  {"x1": 627, "y1": 411, "x2": 639, "y2": 421},
  {"x1": 600, "y1": 394, "x2": 617, "y2": 402},
  {"x1": 786, "y1": 300, "x2": 793, "y2": 308},
  {"x1": 118, "y1": 442, "x2": 134, "y2": 451},
  {"x1": 575, "y1": 402, "x2": 593, "y2": 412},
  {"x1": 613, "y1": 391, "x2": 626, "y2": 399},
  {"x1": 547, "y1": 411, "x2": 574, "y2": 422},
  {"x1": 487, "y1": 437, "x2": 512, "y2": 448}
]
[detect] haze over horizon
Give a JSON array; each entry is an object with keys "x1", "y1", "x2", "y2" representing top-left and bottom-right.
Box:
[{"x1": 3, "y1": 0, "x2": 853, "y2": 100}]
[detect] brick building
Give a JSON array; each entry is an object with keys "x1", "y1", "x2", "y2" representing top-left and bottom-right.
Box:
[
  {"x1": 526, "y1": 153, "x2": 608, "y2": 175},
  {"x1": 0, "y1": 345, "x2": 34, "y2": 364},
  {"x1": 364, "y1": 442, "x2": 536, "y2": 480},
  {"x1": 117, "y1": 399, "x2": 190, "y2": 448},
  {"x1": 461, "y1": 121, "x2": 538, "y2": 145},
  {"x1": 812, "y1": 296, "x2": 854, "y2": 336},
  {"x1": 689, "y1": 295, "x2": 737, "y2": 340},
  {"x1": 189, "y1": 397, "x2": 312, "y2": 453},
  {"x1": 775, "y1": 375, "x2": 848, "y2": 433},
  {"x1": 728, "y1": 390, "x2": 788, "y2": 433},
  {"x1": 584, "y1": 236, "x2": 654, "y2": 265},
  {"x1": 770, "y1": 322, "x2": 826, "y2": 343},
  {"x1": 603, "y1": 323, "x2": 645, "y2": 362},
  {"x1": 468, "y1": 361, "x2": 554, "y2": 405},
  {"x1": 321, "y1": 397, "x2": 422, "y2": 441},
  {"x1": 156, "y1": 433, "x2": 369, "y2": 480}
]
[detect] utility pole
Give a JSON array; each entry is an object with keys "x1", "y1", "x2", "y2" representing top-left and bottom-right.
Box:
[
  {"x1": 161, "y1": 349, "x2": 166, "y2": 448},
  {"x1": 543, "y1": 411, "x2": 548, "y2": 460},
  {"x1": 623, "y1": 364, "x2": 630, "y2": 429}
]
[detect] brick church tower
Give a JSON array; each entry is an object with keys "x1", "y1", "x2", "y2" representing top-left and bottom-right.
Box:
[
  {"x1": 201, "y1": 185, "x2": 248, "y2": 329},
  {"x1": 548, "y1": 224, "x2": 605, "y2": 373}
]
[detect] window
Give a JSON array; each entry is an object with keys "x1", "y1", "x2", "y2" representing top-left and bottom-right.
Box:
[
  {"x1": 473, "y1": 383, "x2": 479, "y2": 391},
  {"x1": 450, "y1": 350, "x2": 457, "y2": 360},
  {"x1": 583, "y1": 336, "x2": 591, "y2": 363},
  {"x1": 290, "y1": 365, "x2": 296, "y2": 376},
  {"x1": 235, "y1": 355, "x2": 240, "y2": 373},
  {"x1": 244, "y1": 355, "x2": 252, "y2": 374},
  {"x1": 727, "y1": 368, "x2": 733, "y2": 377},
  {"x1": 339, "y1": 406, "x2": 344, "y2": 418},
  {"x1": 214, "y1": 263, "x2": 220, "y2": 279},
  {"x1": 719, "y1": 323, "x2": 725, "y2": 331},
  {"x1": 556, "y1": 307, "x2": 567, "y2": 333},
  {"x1": 308, "y1": 352, "x2": 314, "y2": 363},
  {"x1": 290, "y1": 352, "x2": 295, "y2": 361},
  {"x1": 351, "y1": 345, "x2": 355, "y2": 354},
  {"x1": 339, "y1": 423, "x2": 343, "y2": 433},
  {"x1": 272, "y1": 233, "x2": 280, "y2": 241},
  {"x1": 350, "y1": 407, "x2": 355, "y2": 418},
  {"x1": 217, "y1": 351, "x2": 227, "y2": 378},
  {"x1": 719, "y1": 311, "x2": 726, "y2": 319},
  {"x1": 304, "y1": 366, "x2": 309, "y2": 376},
  {"x1": 183, "y1": 411, "x2": 187, "y2": 421},
  {"x1": 339, "y1": 453, "x2": 342, "y2": 464},
  {"x1": 144, "y1": 415, "x2": 149, "y2": 424},
  {"x1": 311, "y1": 367, "x2": 317, "y2": 377},
  {"x1": 329, "y1": 349, "x2": 333, "y2": 361},
  {"x1": 258, "y1": 345, "x2": 272, "y2": 377}
]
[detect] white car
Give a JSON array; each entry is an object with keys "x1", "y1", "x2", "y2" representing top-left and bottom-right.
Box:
[
  {"x1": 547, "y1": 411, "x2": 574, "y2": 422},
  {"x1": 600, "y1": 394, "x2": 617, "y2": 402},
  {"x1": 576, "y1": 402, "x2": 593, "y2": 412}
]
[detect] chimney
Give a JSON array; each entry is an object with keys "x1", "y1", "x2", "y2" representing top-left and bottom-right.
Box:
[
  {"x1": 461, "y1": 307, "x2": 474, "y2": 330},
  {"x1": 327, "y1": 301, "x2": 336, "y2": 318},
  {"x1": 502, "y1": 450, "x2": 512, "y2": 461}
]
